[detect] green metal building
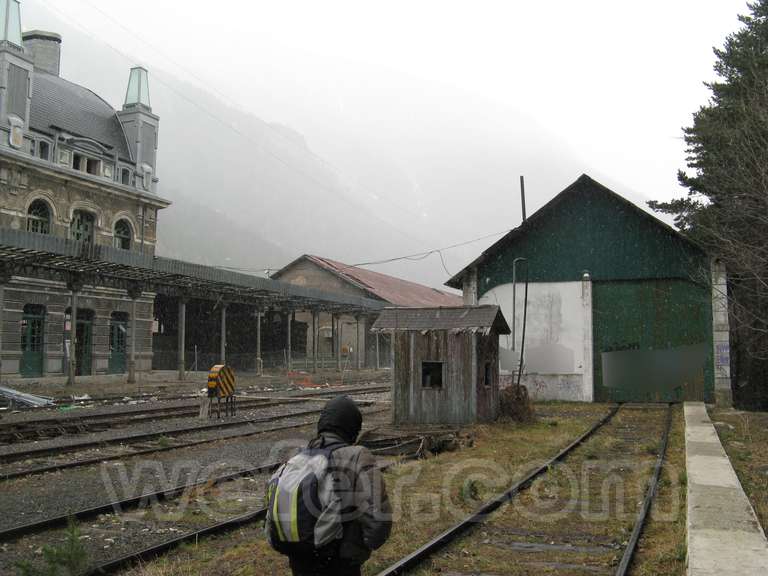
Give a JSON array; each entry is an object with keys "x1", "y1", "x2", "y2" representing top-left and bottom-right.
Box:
[{"x1": 447, "y1": 174, "x2": 727, "y2": 403}]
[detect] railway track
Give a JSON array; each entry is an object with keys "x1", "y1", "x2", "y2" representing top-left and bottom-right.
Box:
[
  {"x1": 0, "y1": 397, "x2": 311, "y2": 444},
  {"x1": 1, "y1": 405, "x2": 390, "y2": 481},
  {"x1": 0, "y1": 384, "x2": 389, "y2": 457},
  {"x1": 376, "y1": 403, "x2": 673, "y2": 576},
  {"x1": 2, "y1": 405, "x2": 670, "y2": 576},
  {"x1": 14, "y1": 378, "x2": 390, "y2": 410},
  {"x1": 0, "y1": 384, "x2": 390, "y2": 438},
  {"x1": 72, "y1": 406, "x2": 638, "y2": 575},
  {"x1": 0, "y1": 431, "x2": 420, "y2": 576}
]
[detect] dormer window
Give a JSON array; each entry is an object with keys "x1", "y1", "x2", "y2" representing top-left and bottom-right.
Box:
[
  {"x1": 121, "y1": 168, "x2": 132, "y2": 186},
  {"x1": 38, "y1": 141, "x2": 50, "y2": 160},
  {"x1": 72, "y1": 152, "x2": 101, "y2": 176}
]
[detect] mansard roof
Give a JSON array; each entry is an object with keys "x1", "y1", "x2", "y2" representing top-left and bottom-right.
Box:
[{"x1": 29, "y1": 70, "x2": 132, "y2": 161}]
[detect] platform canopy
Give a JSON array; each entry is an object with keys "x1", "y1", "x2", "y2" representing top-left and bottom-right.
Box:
[{"x1": 0, "y1": 228, "x2": 384, "y2": 313}]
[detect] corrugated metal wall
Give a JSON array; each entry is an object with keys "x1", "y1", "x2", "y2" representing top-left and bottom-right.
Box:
[
  {"x1": 592, "y1": 279, "x2": 714, "y2": 402},
  {"x1": 478, "y1": 180, "x2": 707, "y2": 290},
  {"x1": 472, "y1": 178, "x2": 714, "y2": 403}
]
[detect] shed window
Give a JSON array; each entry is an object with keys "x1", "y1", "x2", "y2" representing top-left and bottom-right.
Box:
[
  {"x1": 421, "y1": 361, "x2": 443, "y2": 389},
  {"x1": 484, "y1": 362, "x2": 491, "y2": 387}
]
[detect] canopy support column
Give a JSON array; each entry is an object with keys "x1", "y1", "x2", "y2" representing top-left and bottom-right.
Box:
[{"x1": 177, "y1": 299, "x2": 186, "y2": 381}]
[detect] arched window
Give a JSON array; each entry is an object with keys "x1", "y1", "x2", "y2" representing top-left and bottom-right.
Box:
[
  {"x1": 113, "y1": 219, "x2": 132, "y2": 250},
  {"x1": 27, "y1": 199, "x2": 51, "y2": 234}
]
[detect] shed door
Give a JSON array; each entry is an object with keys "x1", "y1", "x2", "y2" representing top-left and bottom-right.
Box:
[{"x1": 592, "y1": 280, "x2": 713, "y2": 402}]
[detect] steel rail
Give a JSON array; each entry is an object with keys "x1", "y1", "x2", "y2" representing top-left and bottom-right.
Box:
[
  {"x1": 1, "y1": 384, "x2": 390, "y2": 429},
  {"x1": 614, "y1": 404, "x2": 673, "y2": 576},
  {"x1": 1, "y1": 407, "x2": 390, "y2": 481},
  {"x1": 0, "y1": 398, "x2": 311, "y2": 441},
  {"x1": 0, "y1": 462, "x2": 283, "y2": 542},
  {"x1": 81, "y1": 409, "x2": 619, "y2": 576},
  {"x1": 374, "y1": 404, "x2": 622, "y2": 576},
  {"x1": 83, "y1": 458, "x2": 406, "y2": 576},
  {"x1": 0, "y1": 402, "x2": 375, "y2": 464}
]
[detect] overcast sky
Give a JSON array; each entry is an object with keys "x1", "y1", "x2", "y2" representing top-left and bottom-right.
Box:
[{"x1": 22, "y1": 0, "x2": 751, "y2": 284}]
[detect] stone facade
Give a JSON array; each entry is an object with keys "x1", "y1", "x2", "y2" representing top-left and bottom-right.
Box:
[{"x1": 0, "y1": 8, "x2": 169, "y2": 381}]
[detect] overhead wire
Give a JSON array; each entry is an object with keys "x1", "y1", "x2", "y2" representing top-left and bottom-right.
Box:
[{"x1": 32, "y1": 0, "x2": 513, "y2": 280}]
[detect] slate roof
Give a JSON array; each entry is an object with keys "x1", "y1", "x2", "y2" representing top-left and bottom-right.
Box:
[
  {"x1": 274, "y1": 255, "x2": 462, "y2": 308},
  {"x1": 29, "y1": 71, "x2": 132, "y2": 161},
  {"x1": 371, "y1": 305, "x2": 510, "y2": 335}
]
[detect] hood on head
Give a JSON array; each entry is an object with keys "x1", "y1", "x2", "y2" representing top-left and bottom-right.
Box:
[{"x1": 317, "y1": 395, "x2": 362, "y2": 444}]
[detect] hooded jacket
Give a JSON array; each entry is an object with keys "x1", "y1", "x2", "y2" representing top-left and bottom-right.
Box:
[{"x1": 303, "y1": 396, "x2": 392, "y2": 565}]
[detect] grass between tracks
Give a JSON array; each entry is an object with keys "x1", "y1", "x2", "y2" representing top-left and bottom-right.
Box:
[
  {"x1": 709, "y1": 406, "x2": 768, "y2": 534},
  {"x1": 120, "y1": 402, "x2": 609, "y2": 576},
  {"x1": 409, "y1": 406, "x2": 687, "y2": 576},
  {"x1": 628, "y1": 404, "x2": 687, "y2": 576}
]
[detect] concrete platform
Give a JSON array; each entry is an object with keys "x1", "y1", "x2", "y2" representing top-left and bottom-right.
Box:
[{"x1": 685, "y1": 402, "x2": 768, "y2": 575}]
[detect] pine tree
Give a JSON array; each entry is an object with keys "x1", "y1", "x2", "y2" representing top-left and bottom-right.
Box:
[{"x1": 650, "y1": 1, "x2": 768, "y2": 406}]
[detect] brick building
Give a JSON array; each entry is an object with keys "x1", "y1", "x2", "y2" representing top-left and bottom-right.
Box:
[{"x1": 0, "y1": 1, "x2": 169, "y2": 380}]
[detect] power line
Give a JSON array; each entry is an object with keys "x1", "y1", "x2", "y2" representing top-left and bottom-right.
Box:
[
  {"x1": 210, "y1": 227, "x2": 511, "y2": 278},
  {"x1": 32, "y1": 0, "x2": 512, "y2": 279},
  {"x1": 348, "y1": 228, "x2": 510, "y2": 269}
]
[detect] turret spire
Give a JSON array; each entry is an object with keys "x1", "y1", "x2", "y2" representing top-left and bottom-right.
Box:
[
  {"x1": 124, "y1": 66, "x2": 151, "y2": 110},
  {"x1": 0, "y1": 0, "x2": 22, "y2": 48}
]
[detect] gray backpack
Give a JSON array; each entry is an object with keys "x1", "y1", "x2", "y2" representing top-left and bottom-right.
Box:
[{"x1": 265, "y1": 443, "x2": 345, "y2": 556}]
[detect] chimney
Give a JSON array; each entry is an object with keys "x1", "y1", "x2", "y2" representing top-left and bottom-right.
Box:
[{"x1": 22, "y1": 30, "x2": 61, "y2": 75}]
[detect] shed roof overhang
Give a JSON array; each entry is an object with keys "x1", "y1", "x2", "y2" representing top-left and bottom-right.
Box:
[{"x1": 0, "y1": 229, "x2": 384, "y2": 314}]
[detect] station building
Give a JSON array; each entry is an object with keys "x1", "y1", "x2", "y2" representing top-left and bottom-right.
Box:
[
  {"x1": 273, "y1": 254, "x2": 461, "y2": 370},
  {"x1": 0, "y1": 1, "x2": 168, "y2": 380},
  {"x1": 447, "y1": 174, "x2": 732, "y2": 405}
]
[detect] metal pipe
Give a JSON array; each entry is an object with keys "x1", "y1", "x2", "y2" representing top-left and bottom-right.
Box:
[
  {"x1": 516, "y1": 259, "x2": 530, "y2": 390},
  {"x1": 511, "y1": 257, "x2": 527, "y2": 352},
  {"x1": 520, "y1": 175, "x2": 527, "y2": 222}
]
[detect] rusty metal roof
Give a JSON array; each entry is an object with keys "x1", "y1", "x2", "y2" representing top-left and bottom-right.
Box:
[
  {"x1": 275, "y1": 254, "x2": 462, "y2": 308},
  {"x1": 0, "y1": 229, "x2": 383, "y2": 312},
  {"x1": 371, "y1": 305, "x2": 510, "y2": 335}
]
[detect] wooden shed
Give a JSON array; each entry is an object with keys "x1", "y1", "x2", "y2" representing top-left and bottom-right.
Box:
[{"x1": 371, "y1": 305, "x2": 511, "y2": 425}]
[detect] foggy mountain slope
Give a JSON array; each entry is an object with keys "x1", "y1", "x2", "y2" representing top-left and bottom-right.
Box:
[
  {"x1": 154, "y1": 188, "x2": 291, "y2": 274},
  {"x1": 20, "y1": 6, "x2": 432, "y2": 275},
  {"x1": 21, "y1": 3, "x2": 661, "y2": 288}
]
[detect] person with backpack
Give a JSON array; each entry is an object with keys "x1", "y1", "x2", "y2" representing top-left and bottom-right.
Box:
[{"x1": 266, "y1": 395, "x2": 392, "y2": 575}]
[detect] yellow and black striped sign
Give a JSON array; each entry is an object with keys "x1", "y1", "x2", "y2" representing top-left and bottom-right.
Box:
[{"x1": 208, "y1": 364, "x2": 235, "y2": 397}]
